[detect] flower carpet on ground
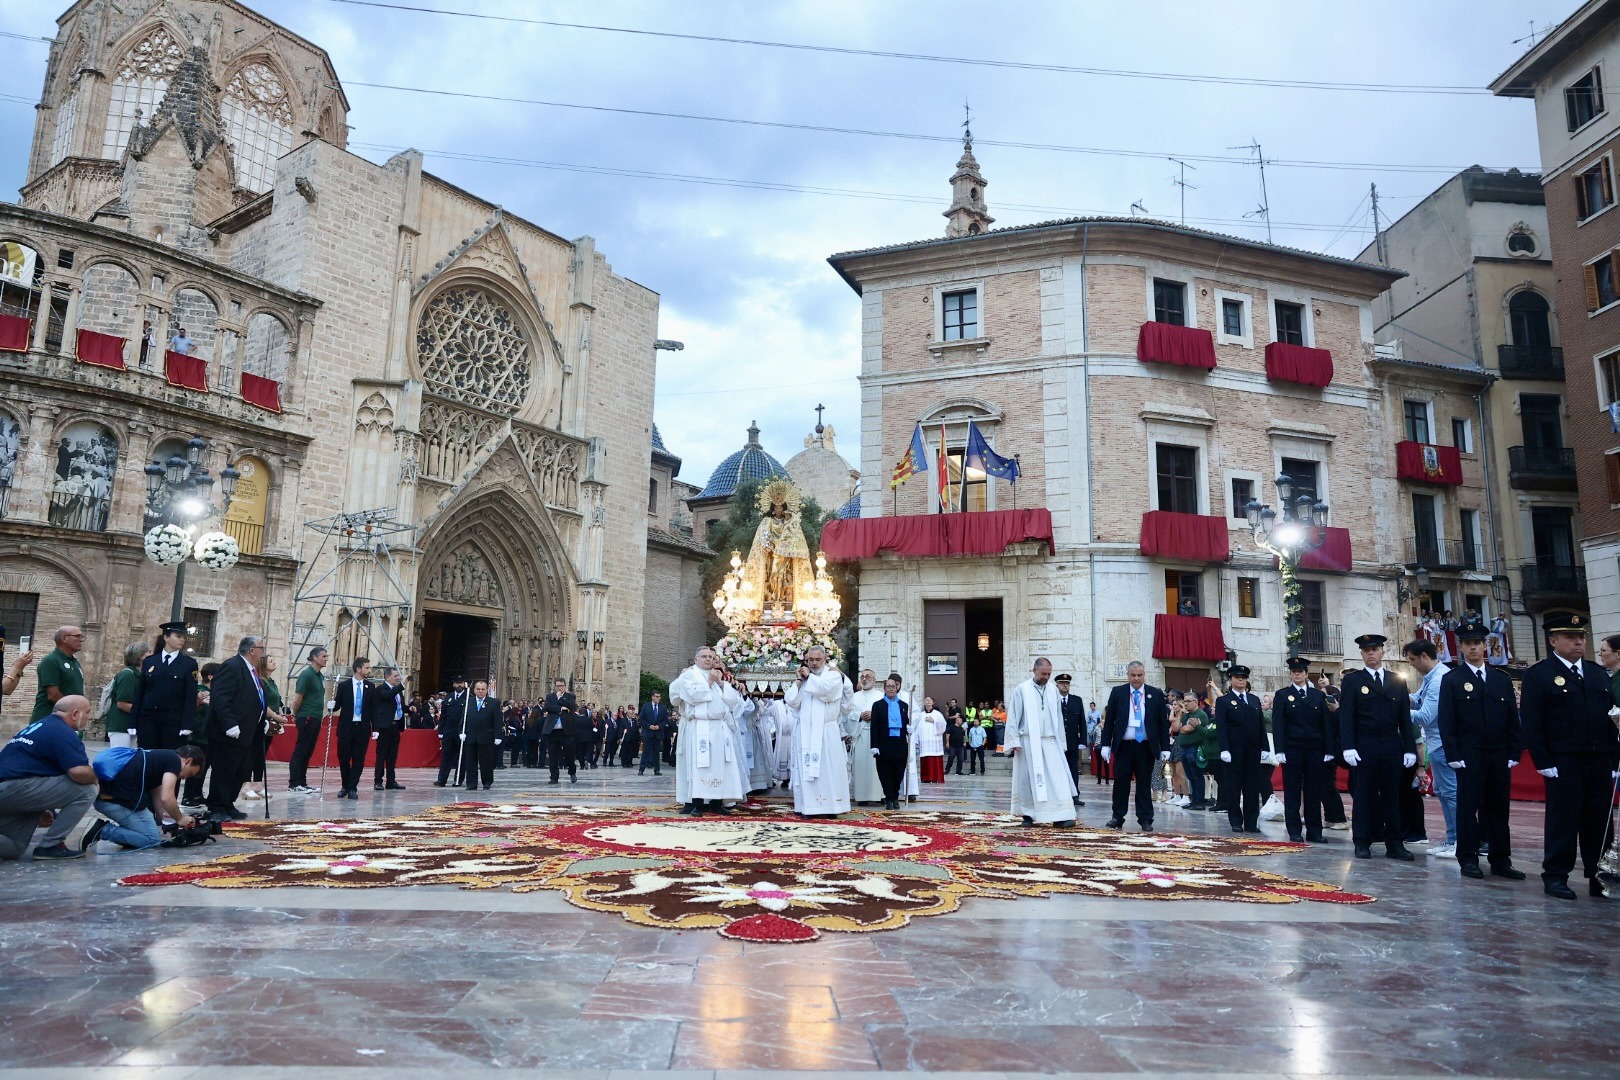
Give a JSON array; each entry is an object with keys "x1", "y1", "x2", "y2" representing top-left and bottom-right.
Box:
[{"x1": 118, "y1": 802, "x2": 1374, "y2": 942}]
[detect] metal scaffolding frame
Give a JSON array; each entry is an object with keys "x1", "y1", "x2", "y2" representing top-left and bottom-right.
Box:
[{"x1": 287, "y1": 507, "x2": 417, "y2": 673}]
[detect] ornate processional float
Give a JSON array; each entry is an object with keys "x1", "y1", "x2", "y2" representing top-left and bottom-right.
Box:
[{"x1": 712, "y1": 478, "x2": 842, "y2": 690}]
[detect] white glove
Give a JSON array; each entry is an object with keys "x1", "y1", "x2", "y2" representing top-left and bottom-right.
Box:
[
  {"x1": 1274, "y1": 753, "x2": 1287, "y2": 764},
  {"x1": 1100, "y1": 747, "x2": 1112, "y2": 763},
  {"x1": 1451, "y1": 759, "x2": 1466, "y2": 770},
  {"x1": 871, "y1": 748, "x2": 880, "y2": 757},
  {"x1": 1402, "y1": 753, "x2": 1417, "y2": 768},
  {"x1": 459, "y1": 732, "x2": 468, "y2": 740},
  {"x1": 225, "y1": 725, "x2": 241, "y2": 739},
  {"x1": 1507, "y1": 759, "x2": 1518, "y2": 768},
  {"x1": 1343, "y1": 750, "x2": 1362, "y2": 767},
  {"x1": 436, "y1": 733, "x2": 443, "y2": 740},
  {"x1": 370, "y1": 731, "x2": 379, "y2": 741},
  {"x1": 1159, "y1": 751, "x2": 1171, "y2": 762},
  {"x1": 178, "y1": 729, "x2": 192, "y2": 737},
  {"x1": 325, "y1": 700, "x2": 337, "y2": 711},
  {"x1": 495, "y1": 738, "x2": 502, "y2": 745},
  {"x1": 1323, "y1": 754, "x2": 1334, "y2": 763},
  {"x1": 1538, "y1": 767, "x2": 1558, "y2": 779},
  {"x1": 1613, "y1": 770, "x2": 1619, "y2": 780},
  {"x1": 1219, "y1": 751, "x2": 1232, "y2": 763}
]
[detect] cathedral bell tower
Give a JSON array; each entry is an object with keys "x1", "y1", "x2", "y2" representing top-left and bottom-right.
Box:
[{"x1": 943, "y1": 121, "x2": 994, "y2": 238}]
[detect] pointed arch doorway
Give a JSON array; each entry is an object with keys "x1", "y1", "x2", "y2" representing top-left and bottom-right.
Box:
[{"x1": 419, "y1": 604, "x2": 499, "y2": 692}]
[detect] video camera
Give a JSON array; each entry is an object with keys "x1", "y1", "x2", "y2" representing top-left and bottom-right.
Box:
[{"x1": 161, "y1": 810, "x2": 225, "y2": 848}]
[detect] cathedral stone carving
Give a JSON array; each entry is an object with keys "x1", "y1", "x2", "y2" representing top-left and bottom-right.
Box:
[
  {"x1": 424, "y1": 544, "x2": 502, "y2": 608},
  {"x1": 415, "y1": 286, "x2": 532, "y2": 412}
]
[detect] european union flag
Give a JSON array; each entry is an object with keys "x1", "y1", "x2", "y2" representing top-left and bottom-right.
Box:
[{"x1": 964, "y1": 420, "x2": 1020, "y2": 482}]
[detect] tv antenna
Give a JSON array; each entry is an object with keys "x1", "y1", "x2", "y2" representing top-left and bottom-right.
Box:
[
  {"x1": 1130, "y1": 199, "x2": 1149, "y2": 217},
  {"x1": 1168, "y1": 157, "x2": 1199, "y2": 225},
  {"x1": 1230, "y1": 139, "x2": 1272, "y2": 242}
]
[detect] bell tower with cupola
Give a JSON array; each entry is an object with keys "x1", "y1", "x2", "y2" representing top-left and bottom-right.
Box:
[{"x1": 943, "y1": 115, "x2": 994, "y2": 238}]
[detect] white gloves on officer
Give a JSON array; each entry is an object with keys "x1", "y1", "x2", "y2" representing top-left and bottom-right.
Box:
[
  {"x1": 178, "y1": 729, "x2": 191, "y2": 738},
  {"x1": 459, "y1": 732, "x2": 468, "y2": 740},
  {"x1": 225, "y1": 725, "x2": 241, "y2": 739},
  {"x1": 1219, "y1": 751, "x2": 1232, "y2": 763},
  {"x1": 370, "y1": 731, "x2": 379, "y2": 741},
  {"x1": 1451, "y1": 760, "x2": 1466, "y2": 769},
  {"x1": 1159, "y1": 751, "x2": 1171, "y2": 762},
  {"x1": 495, "y1": 738, "x2": 502, "y2": 746},
  {"x1": 1343, "y1": 750, "x2": 1361, "y2": 767},
  {"x1": 871, "y1": 748, "x2": 880, "y2": 757},
  {"x1": 1402, "y1": 753, "x2": 1417, "y2": 769},
  {"x1": 1538, "y1": 767, "x2": 1558, "y2": 779},
  {"x1": 1323, "y1": 754, "x2": 1335, "y2": 763},
  {"x1": 1274, "y1": 753, "x2": 1287, "y2": 764},
  {"x1": 1508, "y1": 759, "x2": 1518, "y2": 768},
  {"x1": 1100, "y1": 747, "x2": 1112, "y2": 763}
]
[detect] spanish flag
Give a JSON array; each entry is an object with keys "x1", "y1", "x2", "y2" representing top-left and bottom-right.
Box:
[
  {"x1": 936, "y1": 424, "x2": 953, "y2": 513},
  {"x1": 890, "y1": 422, "x2": 930, "y2": 488}
]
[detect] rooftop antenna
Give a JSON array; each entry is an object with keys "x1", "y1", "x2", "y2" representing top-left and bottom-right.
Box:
[
  {"x1": 1130, "y1": 199, "x2": 1149, "y2": 216},
  {"x1": 1168, "y1": 157, "x2": 1199, "y2": 226},
  {"x1": 1230, "y1": 139, "x2": 1272, "y2": 242}
]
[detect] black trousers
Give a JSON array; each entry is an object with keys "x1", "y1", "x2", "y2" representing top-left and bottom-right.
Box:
[
  {"x1": 1226, "y1": 746, "x2": 1266, "y2": 831},
  {"x1": 1350, "y1": 744, "x2": 1404, "y2": 848},
  {"x1": 1110, "y1": 741, "x2": 1156, "y2": 826},
  {"x1": 639, "y1": 734, "x2": 662, "y2": 772},
  {"x1": 662, "y1": 730, "x2": 676, "y2": 766},
  {"x1": 876, "y1": 756, "x2": 906, "y2": 803},
  {"x1": 289, "y1": 716, "x2": 320, "y2": 788},
  {"x1": 620, "y1": 733, "x2": 638, "y2": 766},
  {"x1": 437, "y1": 735, "x2": 470, "y2": 784},
  {"x1": 1064, "y1": 748, "x2": 1082, "y2": 788},
  {"x1": 373, "y1": 726, "x2": 400, "y2": 785},
  {"x1": 336, "y1": 721, "x2": 371, "y2": 792},
  {"x1": 137, "y1": 709, "x2": 186, "y2": 751},
  {"x1": 1541, "y1": 752, "x2": 1615, "y2": 882},
  {"x1": 523, "y1": 728, "x2": 542, "y2": 767},
  {"x1": 549, "y1": 730, "x2": 576, "y2": 781},
  {"x1": 1399, "y1": 763, "x2": 1428, "y2": 841},
  {"x1": 968, "y1": 747, "x2": 986, "y2": 773},
  {"x1": 1455, "y1": 754, "x2": 1512, "y2": 866},
  {"x1": 1321, "y1": 764, "x2": 1348, "y2": 823},
  {"x1": 206, "y1": 736, "x2": 245, "y2": 812},
  {"x1": 466, "y1": 741, "x2": 496, "y2": 788},
  {"x1": 1281, "y1": 746, "x2": 1328, "y2": 839}
]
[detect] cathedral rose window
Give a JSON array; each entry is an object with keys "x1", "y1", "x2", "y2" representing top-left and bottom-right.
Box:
[
  {"x1": 103, "y1": 26, "x2": 184, "y2": 160},
  {"x1": 415, "y1": 287, "x2": 533, "y2": 411}
]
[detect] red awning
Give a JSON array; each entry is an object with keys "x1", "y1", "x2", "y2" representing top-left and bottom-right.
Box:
[
  {"x1": 1299, "y1": 526, "x2": 1352, "y2": 571},
  {"x1": 0, "y1": 313, "x2": 28, "y2": 353},
  {"x1": 75, "y1": 328, "x2": 126, "y2": 370},
  {"x1": 820, "y1": 508, "x2": 1054, "y2": 561},
  {"x1": 1153, "y1": 614, "x2": 1228, "y2": 662},
  {"x1": 1395, "y1": 441, "x2": 1463, "y2": 485},
  {"x1": 1264, "y1": 341, "x2": 1334, "y2": 387},
  {"x1": 165, "y1": 349, "x2": 208, "y2": 392},
  {"x1": 1139, "y1": 510, "x2": 1230, "y2": 562},
  {"x1": 240, "y1": 371, "x2": 283, "y2": 413},
  {"x1": 1137, "y1": 321, "x2": 1217, "y2": 370}
]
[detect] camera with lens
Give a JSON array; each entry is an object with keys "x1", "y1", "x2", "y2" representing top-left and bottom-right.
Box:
[{"x1": 161, "y1": 810, "x2": 225, "y2": 848}]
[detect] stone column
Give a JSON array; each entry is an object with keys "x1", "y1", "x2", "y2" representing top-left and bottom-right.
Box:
[
  {"x1": 113, "y1": 421, "x2": 155, "y2": 534},
  {"x1": 16, "y1": 404, "x2": 60, "y2": 523}
]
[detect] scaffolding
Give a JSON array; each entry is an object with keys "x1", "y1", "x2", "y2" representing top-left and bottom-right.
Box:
[{"x1": 287, "y1": 507, "x2": 417, "y2": 674}]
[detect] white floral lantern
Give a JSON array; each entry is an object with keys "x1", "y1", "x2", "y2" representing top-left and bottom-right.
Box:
[
  {"x1": 143, "y1": 524, "x2": 193, "y2": 566},
  {"x1": 192, "y1": 531, "x2": 241, "y2": 571}
]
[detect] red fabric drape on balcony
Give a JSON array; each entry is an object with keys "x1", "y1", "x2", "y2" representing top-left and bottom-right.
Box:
[
  {"x1": 1153, "y1": 614, "x2": 1228, "y2": 662},
  {"x1": 1264, "y1": 342, "x2": 1334, "y2": 387},
  {"x1": 1138, "y1": 510, "x2": 1230, "y2": 562},
  {"x1": 1293, "y1": 526, "x2": 1352, "y2": 572},
  {"x1": 1137, "y1": 321, "x2": 1217, "y2": 370},
  {"x1": 240, "y1": 371, "x2": 283, "y2": 413},
  {"x1": 164, "y1": 350, "x2": 208, "y2": 392},
  {"x1": 75, "y1": 328, "x2": 126, "y2": 370},
  {"x1": 0, "y1": 314, "x2": 29, "y2": 352},
  {"x1": 1395, "y1": 441, "x2": 1463, "y2": 485},
  {"x1": 820, "y1": 508, "x2": 1054, "y2": 561}
]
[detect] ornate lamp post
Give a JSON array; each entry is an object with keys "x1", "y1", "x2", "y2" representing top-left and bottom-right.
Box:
[
  {"x1": 1245, "y1": 473, "x2": 1329, "y2": 659},
  {"x1": 142, "y1": 437, "x2": 239, "y2": 622}
]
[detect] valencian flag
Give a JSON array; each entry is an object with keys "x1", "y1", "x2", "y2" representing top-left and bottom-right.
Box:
[
  {"x1": 964, "y1": 420, "x2": 1020, "y2": 482},
  {"x1": 890, "y1": 422, "x2": 931, "y2": 488}
]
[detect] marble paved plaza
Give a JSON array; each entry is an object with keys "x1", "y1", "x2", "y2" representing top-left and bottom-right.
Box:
[{"x1": 2, "y1": 756, "x2": 1618, "y2": 1078}]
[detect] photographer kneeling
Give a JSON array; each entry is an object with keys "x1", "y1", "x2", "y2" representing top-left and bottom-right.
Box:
[{"x1": 82, "y1": 745, "x2": 205, "y2": 852}]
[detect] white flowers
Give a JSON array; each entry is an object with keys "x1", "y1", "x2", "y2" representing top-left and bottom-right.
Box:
[
  {"x1": 192, "y1": 531, "x2": 241, "y2": 571},
  {"x1": 143, "y1": 524, "x2": 193, "y2": 566}
]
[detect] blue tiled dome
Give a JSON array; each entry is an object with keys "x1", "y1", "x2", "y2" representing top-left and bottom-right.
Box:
[
  {"x1": 834, "y1": 491, "x2": 862, "y2": 519},
  {"x1": 697, "y1": 421, "x2": 789, "y2": 499},
  {"x1": 651, "y1": 424, "x2": 668, "y2": 454}
]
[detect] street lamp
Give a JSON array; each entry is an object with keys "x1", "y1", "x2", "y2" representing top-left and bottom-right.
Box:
[
  {"x1": 1246, "y1": 473, "x2": 1329, "y2": 659},
  {"x1": 143, "y1": 438, "x2": 239, "y2": 621}
]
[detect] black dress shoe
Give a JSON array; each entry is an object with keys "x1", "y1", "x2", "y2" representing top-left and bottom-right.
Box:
[
  {"x1": 1386, "y1": 846, "x2": 1415, "y2": 862},
  {"x1": 1491, "y1": 863, "x2": 1526, "y2": 880},
  {"x1": 1288, "y1": 834, "x2": 1304, "y2": 843},
  {"x1": 1244, "y1": 828, "x2": 1264, "y2": 834},
  {"x1": 654, "y1": 770, "x2": 662, "y2": 776},
  {"x1": 1354, "y1": 844, "x2": 1372, "y2": 859},
  {"x1": 1105, "y1": 818, "x2": 1124, "y2": 829},
  {"x1": 386, "y1": 783, "x2": 406, "y2": 791},
  {"x1": 374, "y1": 783, "x2": 384, "y2": 791},
  {"x1": 432, "y1": 781, "x2": 447, "y2": 788},
  {"x1": 1591, "y1": 877, "x2": 1608, "y2": 898},
  {"x1": 1305, "y1": 834, "x2": 1324, "y2": 843},
  {"x1": 1055, "y1": 820, "x2": 1076, "y2": 828},
  {"x1": 1460, "y1": 862, "x2": 1485, "y2": 879},
  {"x1": 482, "y1": 784, "x2": 492, "y2": 790},
  {"x1": 1074, "y1": 799, "x2": 1085, "y2": 808},
  {"x1": 549, "y1": 778, "x2": 560, "y2": 785},
  {"x1": 465, "y1": 785, "x2": 477, "y2": 791},
  {"x1": 1544, "y1": 879, "x2": 1577, "y2": 900},
  {"x1": 638, "y1": 769, "x2": 645, "y2": 776}
]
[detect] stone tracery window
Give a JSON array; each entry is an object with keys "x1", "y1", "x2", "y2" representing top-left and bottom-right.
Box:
[
  {"x1": 102, "y1": 26, "x2": 184, "y2": 160},
  {"x1": 415, "y1": 287, "x2": 533, "y2": 411},
  {"x1": 222, "y1": 62, "x2": 296, "y2": 193},
  {"x1": 50, "y1": 79, "x2": 81, "y2": 166}
]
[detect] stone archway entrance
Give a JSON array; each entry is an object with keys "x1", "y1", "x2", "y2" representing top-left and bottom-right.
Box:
[{"x1": 419, "y1": 608, "x2": 498, "y2": 692}]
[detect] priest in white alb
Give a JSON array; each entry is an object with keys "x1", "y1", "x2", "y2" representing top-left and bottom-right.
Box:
[
  {"x1": 847, "y1": 668, "x2": 885, "y2": 805},
  {"x1": 771, "y1": 692, "x2": 795, "y2": 788},
  {"x1": 668, "y1": 646, "x2": 746, "y2": 815},
  {"x1": 1005, "y1": 657, "x2": 1079, "y2": 826},
  {"x1": 784, "y1": 646, "x2": 852, "y2": 816}
]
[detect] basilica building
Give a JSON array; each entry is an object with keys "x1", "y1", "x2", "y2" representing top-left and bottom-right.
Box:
[{"x1": 0, "y1": 0, "x2": 659, "y2": 717}]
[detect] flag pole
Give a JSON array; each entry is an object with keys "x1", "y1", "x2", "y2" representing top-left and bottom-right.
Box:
[{"x1": 1013, "y1": 454, "x2": 1020, "y2": 509}]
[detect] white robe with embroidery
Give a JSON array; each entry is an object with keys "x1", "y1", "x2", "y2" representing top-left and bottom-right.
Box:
[
  {"x1": 1005, "y1": 677, "x2": 1078, "y2": 822},
  {"x1": 771, "y1": 699, "x2": 796, "y2": 782},
  {"x1": 848, "y1": 685, "x2": 885, "y2": 803},
  {"x1": 669, "y1": 665, "x2": 745, "y2": 803},
  {"x1": 785, "y1": 669, "x2": 852, "y2": 815}
]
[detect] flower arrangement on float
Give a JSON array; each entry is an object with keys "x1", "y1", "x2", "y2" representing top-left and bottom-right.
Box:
[{"x1": 716, "y1": 624, "x2": 843, "y2": 672}]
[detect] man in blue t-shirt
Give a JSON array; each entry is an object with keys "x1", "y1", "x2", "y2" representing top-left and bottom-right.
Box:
[
  {"x1": 83, "y1": 745, "x2": 206, "y2": 853},
  {"x1": 0, "y1": 695, "x2": 97, "y2": 860}
]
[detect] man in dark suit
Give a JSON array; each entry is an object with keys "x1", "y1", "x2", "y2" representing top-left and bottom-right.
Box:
[
  {"x1": 1054, "y1": 673, "x2": 1087, "y2": 809},
  {"x1": 434, "y1": 677, "x2": 471, "y2": 786},
  {"x1": 1439, "y1": 619, "x2": 1524, "y2": 882},
  {"x1": 869, "y1": 673, "x2": 911, "y2": 810},
  {"x1": 1272, "y1": 656, "x2": 1337, "y2": 842},
  {"x1": 368, "y1": 668, "x2": 406, "y2": 792},
  {"x1": 331, "y1": 657, "x2": 374, "y2": 800},
  {"x1": 1521, "y1": 613, "x2": 1619, "y2": 899},
  {"x1": 1338, "y1": 633, "x2": 1418, "y2": 861},
  {"x1": 462, "y1": 680, "x2": 501, "y2": 790},
  {"x1": 1100, "y1": 661, "x2": 1170, "y2": 831},
  {"x1": 541, "y1": 678, "x2": 578, "y2": 784},
  {"x1": 131, "y1": 621, "x2": 199, "y2": 750},
  {"x1": 204, "y1": 636, "x2": 268, "y2": 820},
  {"x1": 1215, "y1": 666, "x2": 1268, "y2": 834},
  {"x1": 638, "y1": 692, "x2": 668, "y2": 776}
]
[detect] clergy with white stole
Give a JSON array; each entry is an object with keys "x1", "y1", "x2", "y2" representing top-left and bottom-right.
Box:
[
  {"x1": 668, "y1": 646, "x2": 745, "y2": 815},
  {"x1": 1005, "y1": 657, "x2": 1079, "y2": 826},
  {"x1": 784, "y1": 646, "x2": 853, "y2": 816},
  {"x1": 848, "y1": 669, "x2": 885, "y2": 805}
]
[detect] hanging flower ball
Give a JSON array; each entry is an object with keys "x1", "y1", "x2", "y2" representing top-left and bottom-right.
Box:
[
  {"x1": 192, "y1": 531, "x2": 241, "y2": 571},
  {"x1": 143, "y1": 524, "x2": 193, "y2": 566}
]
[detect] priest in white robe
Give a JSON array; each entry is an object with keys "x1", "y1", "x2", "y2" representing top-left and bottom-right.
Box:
[
  {"x1": 916, "y1": 695, "x2": 947, "y2": 783},
  {"x1": 1005, "y1": 657, "x2": 1079, "y2": 826},
  {"x1": 729, "y1": 690, "x2": 757, "y2": 802},
  {"x1": 847, "y1": 669, "x2": 885, "y2": 805},
  {"x1": 668, "y1": 646, "x2": 746, "y2": 815},
  {"x1": 771, "y1": 694, "x2": 795, "y2": 786},
  {"x1": 784, "y1": 647, "x2": 852, "y2": 816},
  {"x1": 747, "y1": 690, "x2": 777, "y2": 793}
]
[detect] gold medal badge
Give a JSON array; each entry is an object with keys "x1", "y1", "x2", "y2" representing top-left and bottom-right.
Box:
[{"x1": 1554, "y1": 675, "x2": 1566, "y2": 687}]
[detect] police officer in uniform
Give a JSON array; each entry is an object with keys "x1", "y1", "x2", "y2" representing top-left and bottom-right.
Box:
[
  {"x1": 1338, "y1": 633, "x2": 1418, "y2": 861},
  {"x1": 433, "y1": 677, "x2": 472, "y2": 787},
  {"x1": 1054, "y1": 674, "x2": 1086, "y2": 809},
  {"x1": 1272, "y1": 656, "x2": 1337, "y2": 843},
  {"x1": 1520, "y1": 613, "x2": 1619, "y2": 899},
  {"x1": 1438, "y1": 618, "x2": 1524, "y2": 881},
  {"x1": 1215, "y1": 666, "x2": 1267, "y2": 834},
  {"x1": 130, "y1": 621, "x2": 199, "y2": 750}
]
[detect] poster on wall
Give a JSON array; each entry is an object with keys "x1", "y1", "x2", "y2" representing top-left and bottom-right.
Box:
[
  {"x1": 0, "y1": 242, "x2": 37, "y2": 290},
  {"x1": 925, "y1": 653, "x2": 959, "y2": 675}
]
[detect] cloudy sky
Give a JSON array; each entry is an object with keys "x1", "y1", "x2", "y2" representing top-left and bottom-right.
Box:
[{"x1": 0, "y1": 0, "x2": 1575, "y2": 488}]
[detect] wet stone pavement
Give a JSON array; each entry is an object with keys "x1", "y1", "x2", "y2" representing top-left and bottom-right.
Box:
[{"x1": 1, "y1": 756, "x2": 1618, "y2": 1078}]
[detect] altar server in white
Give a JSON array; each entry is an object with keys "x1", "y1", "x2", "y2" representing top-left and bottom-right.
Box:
[
  {"x1": 668, "y1": 646, "x2": 745, "y2": 815},
  {"x1": 784, "y1": 647, "x2": 852, "y2": 816},
  {"x1": 1005, "y1": 657, "x2": 1079, "y2": 826},
  {"x1": 848, "y1": 668, "x2": 885, "y2": 805}
]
